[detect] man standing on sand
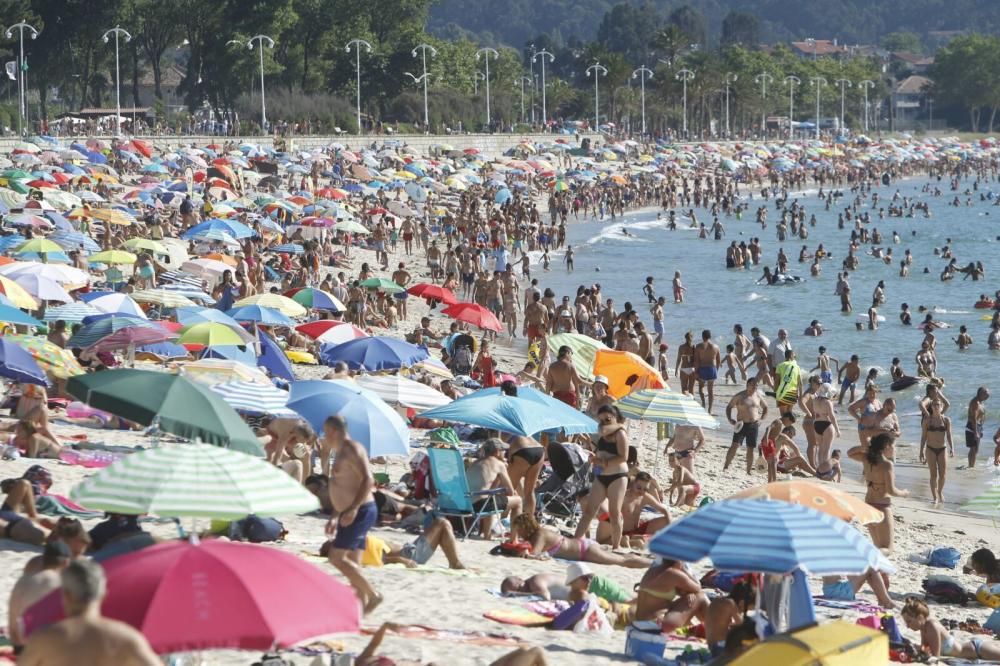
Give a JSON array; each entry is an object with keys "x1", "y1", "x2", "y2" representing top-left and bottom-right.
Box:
[
  {"x1": 724, "y1": 376, "x2": 768, "y2": 474},
  {"x1": 391, "y1": 262, "x2": 411, "y2": 319},
  {"x1": 19, "y1": 559, "x2": 159, "y2": 665},
  {"x1": 966, "y1": 387, "x2": 990, "y2": 468},
  {"x1": 323, "y1": 415, "x2": 382, "y2": 614},
  {"x1": 694, "y1": 330, "x2": 721, "y2": 414},
  {"x1": 546, "y1": 345, "x2": 589, "y2": 408},
  {"x1": 524, "y1": 292, "x2": 549, "y2": 344}
]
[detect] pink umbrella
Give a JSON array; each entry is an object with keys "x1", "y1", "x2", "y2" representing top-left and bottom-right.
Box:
[
  {"x1": 22, "y1": 538, "x2": 360, "y2": 653},
  {"x1": 87, "y1": 326, "x2": 178, "y2": 353},
  {"x1": 441, "y1": 302, "x2": 503, "y2": 332}
]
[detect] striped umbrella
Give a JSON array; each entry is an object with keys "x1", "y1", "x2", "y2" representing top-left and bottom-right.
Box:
[
  {"x1": 355, "y1": 374, "x2": 452, "y2": 410},
  {"x1": 233, "y1": 293, "x2": 306, "y2": 318},
  {"x1": 209, "y1": 381, "x2": 297, "y2": 418},
  {"x1": 649, "y1": 499, "x2": 893, "y2": 576},
  {"x1": 547, "y1": 333, "x2": 607, "y2": 381},
  {"x1": 69, "y1": 444, "x2": 319, "y2": 519},
  {"x1": 131, "y1": 289, "x2": 198, "y2": 308},
  {"x1": 43, "y1": 302, "x2": 101, "y2": 323},
  {"x1": 157, "y1": 284, "x2": 214, "y2": 304},
  {"x1": 160, "y1": 270, "x2": 206, "y2": 290},
  {"x1": 616, "y1": 389, "x2": 719, "y2": 429}
]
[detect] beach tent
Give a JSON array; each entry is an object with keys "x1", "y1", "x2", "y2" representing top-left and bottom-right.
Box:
[{"x1": 729, "y1": 622, "x2": 886, "y2": 665}]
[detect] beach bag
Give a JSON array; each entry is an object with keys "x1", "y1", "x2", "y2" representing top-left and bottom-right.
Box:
[
  {"x1": 928, "y1": 547, "x2": 962, "y2": 569},
  {"x1": 922, "y1": 576, "x2": 970, "y2": 605},
  {"x1": 489, "y1": 541, "x2": 532, "y2": 558},
  {"x1": 571, "y1": 597, "x2": 612, "y2": 635},
  {"x1": 229, "y1": 515, "x2": 286, "y2": 543}
]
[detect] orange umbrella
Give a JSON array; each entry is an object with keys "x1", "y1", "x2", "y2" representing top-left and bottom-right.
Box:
[
  {"x1": 591, "y1": 349, "x2": 665, "y2": 399},
  {"x1": 730, "y1": 480, "x2": 883, "y2": 524},
  {"x1": 203, "y1": 253, "x2": 238, "y2": 266}
]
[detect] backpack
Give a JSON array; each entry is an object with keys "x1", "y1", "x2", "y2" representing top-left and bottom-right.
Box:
[
  {"x1": 922, "y1": 576, "x2": 971, "y2": 605},
  {"x1": 229, "y1": 515, "x2": 286, "y2": 543}
]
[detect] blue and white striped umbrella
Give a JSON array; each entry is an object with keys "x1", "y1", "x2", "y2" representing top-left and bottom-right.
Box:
[
  {"x1": 43, "y1": 302, "x2": 102, "y2": 323},
  {"x1": 48, "y1": 230, "x2": 101, "y2": 253},
  {"x1": 158, "y1": 283, "x2": 214, "y2": 304},
  {"x1": 648, "y1": 499, "x2": 893, "y2": 576},
  {"x1": 209, "y1": 381, "x2": 297, "y2": 418},
  {"x1": 271, "y1": 243, "x2": 304, "y2": 254},
  {"x1": 160, "y1": 270, "x2": 207, "y2": 290}
]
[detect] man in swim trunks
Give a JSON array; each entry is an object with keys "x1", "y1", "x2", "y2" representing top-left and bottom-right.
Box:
[
  {"x1": 524, "y1": 291, "x2": 549, "y2": 343},
  {"x1": 724, "y1": 376, "x2": 768, "y2": 474},
  {"x1": 837, "y1": 354, "x2": 861, "y2": 405},
  {"x1": 546, "y1": 345, "x2": 589, "y2": 408},
  {"x1": 467, "y1": 439, "x2": 522, "y2": 537},
  {"x1": 694, "y1": 330, "x2": 721, "y2": 414},
  {"x1": 596, "y1": 472, "x2": 671, "y2": 548},
  {"x1": 967, "y1": 387, "x2": 990, "y2": 468}
]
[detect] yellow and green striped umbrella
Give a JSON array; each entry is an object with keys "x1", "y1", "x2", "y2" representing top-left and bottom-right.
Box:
[
  {"x1": 615, "y1": 389, "x2": 719, "y2": 429},
  {"x1": 233, "y1": 293, "x2": 306, "y2": 318},
  {"x1": 547, "y1": 332, "x2": 607, "y2": 381}
]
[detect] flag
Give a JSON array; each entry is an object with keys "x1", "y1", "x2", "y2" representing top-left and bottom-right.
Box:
[{"x1": 4, "y1": 62, "x2": 15, "y2": 81}]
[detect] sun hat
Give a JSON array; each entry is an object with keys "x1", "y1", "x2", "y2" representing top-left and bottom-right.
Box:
[
  {"x1": 565, "y1": 562, "x2": 594, "y2": 585},
  {"x1": 593, "y1": 375, "x2": 609, "y2": 387}
]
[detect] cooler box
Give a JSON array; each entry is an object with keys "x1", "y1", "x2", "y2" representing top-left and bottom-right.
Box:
[{"x1": 625, "y1": 624, "x2": 667, "y2": 662}]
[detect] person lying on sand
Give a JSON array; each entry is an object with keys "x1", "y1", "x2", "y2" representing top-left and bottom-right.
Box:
[
  {"x1": 501, "y1": 564, "x2": 634, "y2": 605},
  {"x1": 0, "y1": 477, "x2": 54, "y2": 546},
  {"x1": 901, "y1": 597, "x2": 1000, "y2": 660},
  {"x1": 509, "y1": 514, "x2": 651, "y2": 568},
  {"x1": 354, "y1": 623, "x2": 549, "y2": 666},
  {"x1": 321, "y1": 517, "x2": 465, "y2": 570}
]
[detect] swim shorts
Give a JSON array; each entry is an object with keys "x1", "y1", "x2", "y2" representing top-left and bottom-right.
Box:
[
  {"x1": 732, "y1": 421, "x2": 760, "y2": 449},
  {"x1": 697, "y1": 366, "x2": 717, "y2": 381},
  {"x1": 967, "y1": 424, "x2": 983, "y2": 448},
  {"x1": 821, "y1": 581, "x2": 856, "y2": 601},
  {"x1": 820, "y1": 371, "x2": 832, "y2": 384},
  {"x1": 332, "y1": 501, "x2": 378, "y2": 551},
  {"x1": 400, "y1": 535, "x2": 434, "y2": 564}
]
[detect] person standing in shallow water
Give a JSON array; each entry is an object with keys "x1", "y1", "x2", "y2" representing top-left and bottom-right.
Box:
[{"x1": 966, "y1": 387, "x2": 990, "y2": 468}]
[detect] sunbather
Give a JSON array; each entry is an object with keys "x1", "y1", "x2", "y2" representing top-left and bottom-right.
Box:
[
  {"x1": 633, "y1": 559, "x2": 710, "y2": 631},
  {"x1": 901, "y1": 597, "x2": 1000, "y2": 660},
  {"x1": 510, "y1": 514, "x2": 651, "y2": 569},
  {"x1": 322, "y1": 517, "x2": 466, "y2": 570}
]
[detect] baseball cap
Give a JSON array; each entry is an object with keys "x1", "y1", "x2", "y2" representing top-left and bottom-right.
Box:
[
  {"x1": 565, "y1": 562, "x2": 594, "y2": 585},
  {"x1": 481, "y1": 438, "x2": 509, "y2": 456},
  {"x1": 593, "y1": 375, "x2": 609, "y2": 387}
]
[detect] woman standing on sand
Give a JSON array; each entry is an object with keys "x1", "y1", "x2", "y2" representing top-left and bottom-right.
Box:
[
  {"x1": 809, "y1": 383, "x2": 841, "y2": 468},
  {"x1": 919, "y1": 401, "x2": 953, "y2": 505},
  {"x1": 574, "y1": 405, "x2": 630, "y2": 550},
  {"x1": 849, "y1": 434, "x2": 908, "y2": 551},
  {"x1": 848, "y1": 385, "x2": 882, "y2": 448}
]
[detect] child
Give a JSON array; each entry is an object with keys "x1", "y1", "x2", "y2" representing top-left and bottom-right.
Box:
[
  {"x1": 656, "y1": 343, "x2": 670, "y2": 382},
  {"x1": 541, "y1": 251, "x2": 551, "y2": 272},
  {"x1": 723, "y1": 345, "x2": 738, "y2": 384},
  {"x1": 667, "y1": 452, "x2": 701, "y2": 507},
  {"x1": 642, "y1": 276, "x2": 656, "y2": 303},
  {"x1": 672, "y1": 271, "x2": 686, "y2": 303},
  {"x1": 816, "y1": 449, "x2": 842, "y2": 482},
  {"x1": 954, "y1": 325, "x2": 973, "y2": 350},
  {"x1": 810, "y1": 346, "x2": 837, "y2": 385}
]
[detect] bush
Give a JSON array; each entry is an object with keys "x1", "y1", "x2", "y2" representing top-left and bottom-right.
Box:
[{"x1": 234, "y1": 91, "x2": 358, "y2": 133}]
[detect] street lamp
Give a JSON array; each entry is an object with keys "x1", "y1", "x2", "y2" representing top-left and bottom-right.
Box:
[
  {"x1": 784, "y1": 75, "x2": 800, "y2": 139},
  {"x1": 476, "y1": 47, "x2": 498, "y2": 128},
  {"x1": 586, "y1": 62, "x2": 607, "y2": 132},
  {"x1": 246, "y1": 35, "x2": 274, "y2": 133},
  {"x1": 5, "y1": 20, "x2": 38, "y2": 136},
  {"x1": 859, "y1": 79, "x2": 874, "y2": 133},
  {"x1": 527, "y1": 44, "x2": 536, "y2": 123},
  {"x1": 810, "y1": 76, "x2": 827, "y2": 140},
  {"x1": 676, "y1": 68, "x2": 695, "y2": 138},
  {"x1": 102, "y1": 26, "x2": 132, "y2": 137},
  {"x1": 834, "y1": 78, "x2": 851, "y2": 135},
  {"x1": 412, "y1": 43, "x2": 438, "y2": 130},
  {"x1": 723, "y1": 72, "x2": 738, "y2": 138},
  {"x1": 532, "y1": 49, "x2": 554, "y2": 128},
  {"x1": 345, "y1": 38, "x2": 373, "y2": 136},
  {"x1": 404, "y1": 71, "x2": 432, "y2": 130},
  {"x1": 755, "y1": 72, "x2": 773, "y2": 138},
  {"x1": 632, "y1": 66, "x2": 653, "y2": 136},
  {"x1": 517, "y1": 76, "x2": 532, "y2": 124}
]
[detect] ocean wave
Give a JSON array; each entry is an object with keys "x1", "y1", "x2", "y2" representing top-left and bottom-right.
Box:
[{"x1": 747, "y1": 292, "x2": 765, "y2": 302}]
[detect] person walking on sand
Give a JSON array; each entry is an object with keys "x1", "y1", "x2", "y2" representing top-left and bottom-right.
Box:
[
  {"x1": 920, "y1": 400, "x2": 953, "y2": 505},
  {"x1": 322, "y1": 415, "x2": 382, "y2": 614},
  {"x1": 966, "y1": 387, "x2": 990, "y2": 468},
  {"x1": 724, "y1": 376, "x2": 768, "y2": 474},
  {"x1": 694, "y1": 330, "x2": 721, "y2": 414},
  {"x1": 849, "y1": 433, "x2": 908, "y2": 551}
]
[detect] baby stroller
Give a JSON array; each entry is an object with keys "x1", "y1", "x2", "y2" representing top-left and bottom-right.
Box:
[{"x1": 536, "y1": 440, "x2": 591, "y2": 525}]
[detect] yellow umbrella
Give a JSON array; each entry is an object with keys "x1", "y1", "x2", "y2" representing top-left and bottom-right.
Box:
[
  {"x1": 0, "y1": 275, "x2": 38, "y2": 309},
  {"x1": 233, "y1": 293, "x2": 306, "y2": 318},
  {"x1": 178, "y1": 322, "x2": 248, "y2": 347},
  {"x1": 730, "y1": 481, "x2": 883, "y2": 524},
  {"x1": 729, "y1": 622, "x2": 886, "y2": 665},
  {"x1": 90, "y1": 209, "x2": 133, "y2": 225},
  {"x1": 89, "y1": 250, "x2": 137, "y2": 265},
  {"x1": 124, "y1": 238, "x2": 168, "y2": 255}
]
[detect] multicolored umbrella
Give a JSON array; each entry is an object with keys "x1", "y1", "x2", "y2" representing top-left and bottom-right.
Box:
[
  {"x1": 547, "y1": 332, "x2": 608, "y2": 381},
  {"x1": 295, "y1": 320, "x2": 369, "y2": 345},
  {"x1": 233, "y1": 293, "x2": 306, "y2": 317},
  {"x1": 616, "y1": 389, "x2": 719, "y2": 429},
  {"x1": 226, "y1": 304, "x2": 294, "y2": 327},
  {"x1": 355, "y1": 374, "x2": 452, "y2": 410},
  {"x1": 6, "y1": 334, "x2": 84, "y2": 379},
  {"x1": 286, "y1": 287, "x2": 345, "y2": 311},
  {"x1": 68, "y1": 316, "x2": 160, "y2": 349}
]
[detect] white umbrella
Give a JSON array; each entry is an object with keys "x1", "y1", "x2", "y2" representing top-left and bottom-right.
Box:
[
  {"x1": 209, "y1": 381, "x2": 298, "y2": 418},
  {"x1": 355, "y1": 374, "x2": 453, "y2": 410},
  {"x1": 0, "y1": 261, "x2": 89, "y2": 286}
]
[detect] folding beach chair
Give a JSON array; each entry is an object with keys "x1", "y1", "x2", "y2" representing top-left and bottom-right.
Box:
[{"x1": 426, "y1": 446, "x2": 504, "y2": 539}]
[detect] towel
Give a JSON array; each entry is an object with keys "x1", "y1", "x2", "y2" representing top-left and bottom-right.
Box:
[
  {"x1": 59, "y1": 449, "x2": 123, "y2": 468},
  {"x1": 35, "y1": 494, "x2": 104, "y2": 519},
  {"x1": 485, "y1": 588, "x2": 544, "y2": 602}
]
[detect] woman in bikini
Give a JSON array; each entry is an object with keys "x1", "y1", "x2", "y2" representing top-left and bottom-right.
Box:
[
  {"x1": 901, "y1": 597, "x2": 1000, "y2": 661},
  {"x1": 797, "y1": 375, "x2": 821, "y2": 467},
  {"x1": 810, "y1": 383, "x2": 841, "y2": 469},
  {"x1": 505, "y1": 433, "x2": 545, "y2": 518},
  {"x1": 848, "y1": 433, "x2": 908, "y2": 551},
  {"x1": 511, "y1": 514, "x2": 649, "y2": 569},
  {"x1": 848, "y1": 385, "x2": 882, "y2": 449},
  {"x1": 575, "y1": 405, "x2": 630, "y2": 550},
  {"x1": 919, "y1": 401, "x2": 953, "y2": 505},
  {"x1": 634, "y1": 559, "x2": 709, "y2": 630}
]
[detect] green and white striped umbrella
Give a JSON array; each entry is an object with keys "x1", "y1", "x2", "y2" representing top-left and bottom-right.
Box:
[
  {"x1": 547, "y1": 332, "x2": 608, "y2": 381},
  {"x1": 961, "y1": 486, "x2": 1000, "y2": 516},
  {"x1": 70, "y1": 444, "x2": 319, "y2": 519},
  {"x1": 615, "y1": 389, "x2": 720, "y2": 429}
]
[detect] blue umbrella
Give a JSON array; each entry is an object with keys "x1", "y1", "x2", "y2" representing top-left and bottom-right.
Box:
[
  {"x1": 225, "y1": 305, "x2": 294, "y2": 327},
  {"x1": 648, "y1": 499, "x2": 893, "y2": 576},
  {"x1": 419, "y1": 392, "x2": 574, "y2": 437},
  {"x1": 0, "y1": 338, "x2": 47, "y2": 384},
  {"x1": 456, "y1": 386, "x2": 598, "y2": 435},
  {"x1": 200, "y1": 345, "x2": 258, "y2": 366},
  {"x1": 271, "y1": 243, "x2": 304, "y2": 254},
  {"x1": 43, "y1": 212, "x2": 73, "y2": 232},
  {"x1": 287, "y1": 380, "x2": 409, "y2": 457},
  {"x1": 318, "y1": 336, "x2": 428, "y2": 371},
  {"x1": 0, "y1": 303, "x2": 42, "y2": 327},
  {"x1": 175, "y1": 307, "x2": 244, "y2": 331},
  {"x1": 256, "y1": 329, "x2": 294, "y2": 381},
  {"x1": 48, "y1": 229, "x2": 100, "y2": 252},
  {"x1": 180, "y1": 218, "x2": 253, "y2": 240},
  {"x1": 136, "y1": 341, "x2": 190, "y2": 361}
]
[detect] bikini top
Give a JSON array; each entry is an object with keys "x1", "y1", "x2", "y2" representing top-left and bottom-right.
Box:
[{"x1": 596, "y1": 432, "x2": 620, "y2": 456}]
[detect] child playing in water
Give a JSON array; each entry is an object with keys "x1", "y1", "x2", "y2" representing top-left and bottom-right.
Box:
[
  {"x1": 810, "y1": 346, "x2": 837, "y2": 385},
  {"x1": 642, "y1": 276, "x2": 656, "y2": 303},
  {"x1": 723, "y1": 345, "x2": 737, "y2": 384},
  {"x1": 667, "y1": 452, "x2": 700, "y2": 507}
]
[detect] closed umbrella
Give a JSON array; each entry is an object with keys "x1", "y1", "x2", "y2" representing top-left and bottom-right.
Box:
[
  {"x1": 0, "y1": 338, "x2": 47, "y2": 384},
  {"x1": 209, "y1": 381, "x2": 297, "y2": 418},
  {"x1": 441, "y1": 302, "x2": 502, "y2": 332},
  {"x1": 69, "y1": 444, "x2": 316, "y2": 518},
  {"x1": 355, "y1": 374, "x2": 452, "y2": 410},
  {"x1": 731, "y1": 481, "x2": 884, "y2": 524},
  {"x1": 318, "y1": 335, "x2": 428, "y2": 371},
  {"x1": 649, "y1": 499, "x2": 893, "y2": 575},
  {"x1": 66, "y1": 370, "x2": 263, "y2": 455},
  {"x1": 288, "y1": 379, "x2": 409, "y2": 457},
  {"x1": 21, "y1": 539, "x2": 359, "y2": 654},
  {"x1": 616, "y1": 389, "x2": 719, "y2": 429}
]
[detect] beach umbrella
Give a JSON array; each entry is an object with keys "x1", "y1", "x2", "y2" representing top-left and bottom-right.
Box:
[
  {"x1": 0, "y1": 275, "x2": 38, "y2": 309},
  {"x1": 181, "y1": 258, "x2": 232, "y2": 281},
  {"x1": 124, "y1": 238, "x2": 168, "y2": 255},
  {"x1": 68, "y1": 317, "x2": 161, "y2": 349},
  {"x1": 181, "y1": 218, "x2": 253, "y2": 240},
  {"x1": 0, "y1": 261, "x2": 89, "y2": 286},
  {"x1": 419, "y1": 391, "x2": 579, "y2": 437},
  {"x1": 318, "y1": 335, "x2": 428, "y2": 371},
  {"x1": 255, "y1": 329, "x2": 295, "y2": 382},
  {"x1": 295, "y1": 320, "x2": 369, "y2": 345},
  {"x1": 0, "y1": 303, "x2": 42, "y2": 327},
  {"x1": 0, "y1": 338, "x2": 47, "y2": 384},
  {"x1": 66, "y1": 370, "x2": 263, "y2": 455},
  {"x1": 286, "y1": 286, "x2": 345, "y2": 312},
  {"x1": 21, "y1": 538, "x2": 358, "y2": 654},
  {"x1": 592, "y1": 349, "x2": 666, "y2": 399},
  {"x1": 441, "y1": 302, "x2": 502, "y2": 332},
  {"x1": 288, "y1": 379, "x2": 409, "y2": 457},
  {"x1": 13, "y1": 238, "x2": 62, "y2": 255},
  {"x1": 135, "y1": 341, "x2": 190, "y2": 362},
  {"x1": 42, "y1": 302, "x2": 100, "y2": 324},
  {"x1": 232, "y1": 293, "x2": 306, "y2": 317},
  {"x1": 226, "y1": 304, "x2": 294, "y2": 327},
  {"x1": 178, "y1": 322, "x2": 248, "y2": 348},
  {"x1": 547, "y1": 332, "x2": 608, "y2": 381},
  {"x1": 130, "y1": 289, "x2": 198, "y2": 309},
  {"x1": 616, "y1": 389, "x2": 719, "y2": 429},
  {"x1": 355, "y1": 374, "x2": 453, "y2": 410},
  {"x1": 6, "y1": 334, "x2": 84, "y2": 379},
  {"x1": 88, "y1": 293, "x2": 147, "y2": 318},
  {"x1": 88, "y1": 249, "x2": 137, "y2": 265},
  {"x1": 11, "y1": 273, "x2": 73, "y2": 303},
  {"x1": 175, "y1": 307, "x2": 251, "y2": 338},
  {"x1": 69, "y1": 444, "x2": 315, "y2": 518},
  {"x1": 728, "y1": 622, "x2": 887, "y2": 666},
  {"x1": 358, "y1": 277, "x2": 404, "y2": 293},
  {"x1": 649, "y1": 499, "x2": 893, "y2": 575},
  {"x1": 87, "y1": 326, "x2": 178, "y2": 353},
  {"x1": 209, "y1": 381, "x2": 297, "y2": 418},
  {"x1": 456, "y1": 385, "x2": 599, "y2": 435},
  {"x1": 731, "y1": 481, "x2": 883, "y2": 525},
  {"x1": 407, "y1": 282, "x2": 458, "y2": 305},
  {"x1": 179, "y1": 358, "x2": 270, "y2": 386}
]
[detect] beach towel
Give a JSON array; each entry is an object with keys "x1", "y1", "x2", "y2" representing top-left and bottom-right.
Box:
[
  {"x1": 35, "y1": 494, "x2": 104, "y2": 519},
  {"x1": 812, "y1": 597, "x2": 884, "y2": 614},
  {"x1": 485, "y1": 588, "x2": 543, "y2": 602},
  {"x1": 59, "y1": 448, "x2": 124, "y2": 468},
  {"x1": 525, "y1": 600, "x2": 570, "y2": 617},
  {"x1": 483, "y1": 609, "x2": 552, "y2": 627},
  {"x1": 361, "y1": 624, "x2": 523, "y2": 647}
]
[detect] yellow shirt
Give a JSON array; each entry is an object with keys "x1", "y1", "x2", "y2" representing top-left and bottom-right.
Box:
[{"x1": 361, "y1": 535, "x2": 390, "y2": 567}]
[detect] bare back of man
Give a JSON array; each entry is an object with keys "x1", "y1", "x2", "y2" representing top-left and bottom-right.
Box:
[{"x1": 20, "y1": 616, "x2": 160, "y2": 666}]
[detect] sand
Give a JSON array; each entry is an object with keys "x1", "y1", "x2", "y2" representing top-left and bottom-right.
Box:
[{"x1": 3, "y1": 241, "x2": 1000, "y2": 665}]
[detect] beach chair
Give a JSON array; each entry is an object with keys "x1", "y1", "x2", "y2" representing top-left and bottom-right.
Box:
[{"x1": 426, "y1": 446, "x2": 504, "y2": 539}]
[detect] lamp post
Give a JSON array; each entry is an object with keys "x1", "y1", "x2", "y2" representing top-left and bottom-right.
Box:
[
  {"x1": 517, "y1": 76, "x2": 532, "y2": 124},
  {"x1": 723, "y1": 72, "x2": 738, "y2": 137},
  {"x1": 810, "y1": 76, "x2": 827, "y2": 140},
  {"x1": 586, "y1": 62, "x2": 608, "y2": 132},
  {"x1": 533, "y1": 49, "x2": 554, "y2": 129},
  {"x1": 476, "y1": 47, "x2": 498, "y2": 128},
  {"x1": 859, "y1": 79, "x2": 874, "y2": 133},
  {"x1": 5, "y1": 21, "x2": 38, "y2": 136},
  {"x1": 632, "y1": 65, "x2": 653, "y2": 137},
  {"x1": 784, "y1": 75, "x2": 800, "y2": 139},
  {"x1": 102, "y1": 26, "x2": 132, "y2": 137},
  {"x1": 834, "y1": 78, "x2": 851, "y2": 134},
  {"x1": 411, "y1": 43, "x2": 438, "y2": 130},
  {"x1": 676, "y1": 68, "x2": 695, "y2": 138},
  {"x1": 404, "y1": 71, "x2": 432, "y2": 130},
  {"x1": 526, "y1": 44, "x2": 536, "y2": 124},
  {"x1": 345, "y1": 38, "x2": 373, "y2": 135},
  {"x1": 755, "y1": 72, "x2": 773, "y2": 138},
  {"x1": 246, "y1": 35, "x2": 274, "y2": 133}
]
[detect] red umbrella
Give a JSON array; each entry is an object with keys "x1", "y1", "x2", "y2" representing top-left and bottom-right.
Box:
[
  {"x1": 22, "y1": 539, "x2": 360, "y2": 654},
  {"x1": 441, "y1": 302, "x2": 502, "y2": 332},
  {"x1": 295, "y1": 320, "x2": 369, "y2": 344},
  {"x1": 407, "y1": 282, "x2": 458, "y2": 305}
]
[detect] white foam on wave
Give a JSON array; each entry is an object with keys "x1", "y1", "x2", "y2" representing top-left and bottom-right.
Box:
[
  {"x1": 584, "y1": 222, "x2": 651, "y2": 245},
  {"x1": 747, "y1": 292, "x2": 765, "y2": 302}
]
